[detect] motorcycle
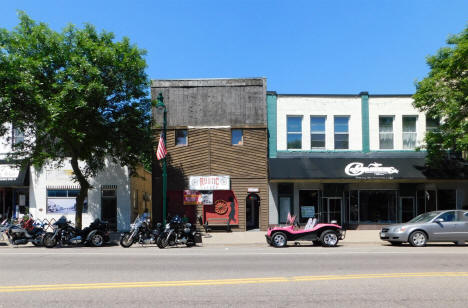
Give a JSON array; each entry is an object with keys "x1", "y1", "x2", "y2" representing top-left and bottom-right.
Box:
[
  {"x1": 120, "y1": 214, "x2": 162, "y2": 248},
  {"x1": 156, "y1": 215, "x2": 202, "y2": 249},
  {"x1": 42, "y1": 217, "x2": 110, "y2": 248},
  {"x1": 3, "y1": 215, "x2": 46, "y2": 246}
]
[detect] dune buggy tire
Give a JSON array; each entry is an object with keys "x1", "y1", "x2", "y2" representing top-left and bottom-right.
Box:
[
  {"x1": 320, "y1": 230, "x2": 339, "y2": 247},
  {"x1": 271, "y1": 232, "x2": 288, "y2": 248}
]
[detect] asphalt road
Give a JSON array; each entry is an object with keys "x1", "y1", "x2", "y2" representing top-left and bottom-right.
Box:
[{"x1": 1, "y1": 243, "x2": 468, "y2": 307}]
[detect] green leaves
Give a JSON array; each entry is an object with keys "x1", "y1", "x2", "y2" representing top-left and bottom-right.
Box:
[{"x1": 413, "y1": 25, "x2": 468, "y2": 165}]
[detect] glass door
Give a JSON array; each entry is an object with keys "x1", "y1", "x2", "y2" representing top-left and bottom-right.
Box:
[
  {"x1": 279, "y1": 197, "x2": 292, "y2": 224},
  {"x1": 400, "y1": 197, "x2": 415, "y2": 222},
  {"x1": 322, "y1": 197, "x2": 342, "y2": 225}
]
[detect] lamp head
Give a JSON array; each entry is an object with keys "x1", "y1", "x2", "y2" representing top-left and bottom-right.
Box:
[{"x1": 156, "y1": 92, "x2": 165, "y2": 110}]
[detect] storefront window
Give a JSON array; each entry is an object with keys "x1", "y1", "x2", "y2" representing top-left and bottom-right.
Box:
[
  {"x1": 310, "y1": 116, "x2": 325, "y2": 149},
  {"x1": 299, "y1": 190, "x2": 319, "y2": 223},
  {"x1": 278, "y1": 183, "x2": 293, "y2": 224},
  {"x1": 437, "y1": 190, "x2": 456, "y2": 210},
  {"x1": 403, "y1": 116, "x2": 417, "y2": 149},
  {"x1": 287, "y1": 116, "x2": 302, "y2": 149},
  {"x1": 46, "y1": 189, "x2": 87, "y2": 214},
  {"x1": 359, "y1": 190, "x2": 397, "y2": 223},
  {"x1": 349, "y1": 191, "x2": 359, "y2": 223},
  {"x1": 379, "y1": 116, "x2": 394, "y2": 149}
]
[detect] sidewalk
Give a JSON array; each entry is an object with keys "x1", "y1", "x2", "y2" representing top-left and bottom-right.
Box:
[{"x1": 200, "y1": 230, "x2": 381, "y2": 246}]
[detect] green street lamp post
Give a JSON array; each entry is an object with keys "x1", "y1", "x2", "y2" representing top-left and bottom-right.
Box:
[{"x1": 156, "y1": 92, "x2": 167, "y2": 225}]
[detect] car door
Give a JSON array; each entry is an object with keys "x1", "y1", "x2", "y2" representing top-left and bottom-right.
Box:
[
  {"x1": 433, "y1": 211, "x2": 459, "y2": 241},
  {"x1": 461, "y1": 211, "x2": 468, "y2": 241}
]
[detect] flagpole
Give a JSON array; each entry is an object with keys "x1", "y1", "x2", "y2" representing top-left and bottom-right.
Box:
[{"x1": 156, "y1": 93, "x2": 168, "y2": 225}]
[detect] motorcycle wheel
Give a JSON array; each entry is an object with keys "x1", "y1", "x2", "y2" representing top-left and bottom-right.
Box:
[
  {"x1": 186, "y1": 241, "x2": 195, "y2": 247},
  {"x1": 120, "y1": 233, "x2": 134, "y2": 248},
  {"x1": 157, "y1": 236, "x2": 169, "y2": 249},
  {"x1": 43, "y1": 233, "x2": 57, "y2": 248},
  {"x1": 32, "y1": 235, "x2": 44, "y2": 247},
  {"x1": 91, "y1": 233, "x2": 104, "y2": 247}
]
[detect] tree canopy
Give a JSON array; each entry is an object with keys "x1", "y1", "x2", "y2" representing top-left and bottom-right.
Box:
[
  {"x1": 413, "y1": 25, "x2": 468, "y2": 166},
  {"x1": 0, "y1": 12, "x2": 153, "y2": 229}
]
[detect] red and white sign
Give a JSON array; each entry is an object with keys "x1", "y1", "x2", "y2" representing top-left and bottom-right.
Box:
[{"x1": 189, "y1": 176, "x2": 230, "y2": 191}]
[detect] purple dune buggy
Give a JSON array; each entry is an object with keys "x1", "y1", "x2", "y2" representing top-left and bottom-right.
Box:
[{"x1": 266, "y1": 216, "x2": 345, "y2": 248}]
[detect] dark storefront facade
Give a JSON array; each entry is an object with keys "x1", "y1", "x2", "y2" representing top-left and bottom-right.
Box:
[
  {"x1": 269, "y1": 152, "x2": 468, "y2": 228},
  {"x1": 0, "y1": 162, "x2": 29, "y2": 219},
  {"x1": 151, "y1": 78, "x2": 269, "y2": 231}
]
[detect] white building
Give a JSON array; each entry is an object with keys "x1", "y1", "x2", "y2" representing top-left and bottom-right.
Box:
[
  {"x1": 267, "y1": 92, "x2": 468, "y2": 228},
  {"x1": 0, "y1": 124, "x2": 151, "y2": 231}
]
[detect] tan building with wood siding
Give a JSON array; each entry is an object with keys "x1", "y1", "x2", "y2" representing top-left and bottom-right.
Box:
[
  {"x1": 130, "y1": 166, "x2": 152, "y2": 222},
  {"x1": 151, "y1": 78, "x2": 269, "y2": 231}
]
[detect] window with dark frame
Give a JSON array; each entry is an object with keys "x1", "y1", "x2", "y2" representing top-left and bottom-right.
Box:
[
  {"x1": 231, "y1": 129, "x2": 243, "y2": 145},
  {"x1": 334, "y1": 116, "x2": 349, "y2": 149},
  {"x1": 310, "y1": 116, "x2": 325, "y2": 149},
  {"x1": 175, "y1": 129, "x2": 188, "y2": 146},
  {"x1": 287, "y1": 116, "x2": 302, "y2": 149}
]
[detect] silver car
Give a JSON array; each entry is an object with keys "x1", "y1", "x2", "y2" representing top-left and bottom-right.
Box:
[{"x1": 380, "y1": 210, "x2": 468, "y2": 247}]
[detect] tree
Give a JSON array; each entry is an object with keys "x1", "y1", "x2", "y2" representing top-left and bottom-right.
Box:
[
  {"x1": 0, "y1": 12, "x2": 153, "y2": 229},
  {"x1": 413, "y1": 25, "x2": 468, "y2": 166}
]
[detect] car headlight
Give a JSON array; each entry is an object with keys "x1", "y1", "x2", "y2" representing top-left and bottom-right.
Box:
[{"x1": 395, "y1": 226, "x2": 407, "y2": 233}]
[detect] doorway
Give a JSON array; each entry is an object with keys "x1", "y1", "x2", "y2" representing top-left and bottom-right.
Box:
[
  {"x1": 101, "y1": 188, "x2": 117, "y2": 231},
  {"x1": 400, "y1": 197, "x2": 415, "y2": 223},
  {"x1": 246, "y1": 193, "x2": 260, "y2": 230},
  {"x1": 322, "y1": 197, "x2": 342, "y2": 225}
]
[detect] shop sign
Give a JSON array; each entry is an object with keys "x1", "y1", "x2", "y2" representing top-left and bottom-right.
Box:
[
  {"x1": 345, "y1": 162, "x2": 399, "y2": 177},
  {"x1": 200, "y1": 192, "x2": 213, "y2": 205},
  {"x1": 183, "y1": 190, "x2": 201, "y2": 205},
  {"x1": 0, "y1": 165, "x2": 20, "y2": 181},
  {"x1": 301, "y1": 206, "x2": 315, "y2": 218},
  {"x1": 189, "y1": 176, "x2": 230, "y2": 190}
]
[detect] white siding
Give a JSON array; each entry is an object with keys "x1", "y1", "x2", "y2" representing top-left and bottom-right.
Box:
[
  {"x1": 28, "y1": 159, "x2": 132, "y2": 231},
  {"x1": 369, "y1": 97, "x2": 427, "y2": 151},
  {"x1": 277, "y1": 96, "x2": 362, "y2": 151}
]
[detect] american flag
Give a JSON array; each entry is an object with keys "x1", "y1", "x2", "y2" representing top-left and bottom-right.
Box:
[{"x1": 156, "y1": 133, "x2": 167, "y2": 160}]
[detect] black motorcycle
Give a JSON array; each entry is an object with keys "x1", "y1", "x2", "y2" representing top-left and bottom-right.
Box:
[
  {"x1": 120, "y1": 214, "x2": 162, "y2": 248},
  {"x1": 4, "y1": 216, "x2": 46, "y2": 246},
  {"x1": 43, "y1": 217, "x2": 110, "y2": 248},
  {"x1": 156, "y1": 215, "x2": 202, "y2": 249}
]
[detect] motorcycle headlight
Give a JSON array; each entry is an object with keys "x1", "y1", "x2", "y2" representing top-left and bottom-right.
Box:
[{"x1": 165, "y1": 223, "x2": 170, "y2": 229}]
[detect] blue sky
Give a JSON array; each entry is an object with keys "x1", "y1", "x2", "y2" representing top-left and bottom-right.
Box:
[{"x1": 2, "y1": 1, "x2": 467, "y2": 94}]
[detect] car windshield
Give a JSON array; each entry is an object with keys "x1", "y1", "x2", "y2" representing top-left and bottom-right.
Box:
[{"x1": 408, "y1": 212, "x2": 440, "y2": 223}]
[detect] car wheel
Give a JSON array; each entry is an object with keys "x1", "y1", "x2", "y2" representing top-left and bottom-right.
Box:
[
  {"x1": 408, "y1": 231, "x2": 427, "y2": 247},
  {"x1": 389, "y1": 241, "x2": 402, "y2": 246},
  {"x1": 271, "y1": 232, "x2": 288, "y2": 248},
  {"x1": 320, "y1": 230, "x2": 339, "y2": 247}
]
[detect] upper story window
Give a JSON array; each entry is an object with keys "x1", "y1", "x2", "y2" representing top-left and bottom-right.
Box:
[
  {"x1": 403, "y1": 116, "x2": 417, "y2": 149},
  {"x1": 231, "y1": 129, "x2": 243, "y2": 145},
  {"x1": 287, "y1": 116, "x2": 302, "y2": 149},
  {"x1": 426, "y1": 117, "x2": 439, "y2": 132},
  {"x1": 12, "y1": 127, "x2": 24, "y2": 147},
  {"x1": 175, "y1": 129, "x2": 188, "y2": 146},
  {"x1": 379, "y1": 116, "x2": 394, "y2": 149},
  {"x1": 334, "y1": 116, "x2": 349, "y2": 149},
  {"x1": 310, "y1": 116, "x2": 326, "y2": 149}
]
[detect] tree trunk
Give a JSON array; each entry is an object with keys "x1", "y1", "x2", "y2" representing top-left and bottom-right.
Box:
[{"x1": 70, "y1": 155, "x2": 90, "y2": 230}]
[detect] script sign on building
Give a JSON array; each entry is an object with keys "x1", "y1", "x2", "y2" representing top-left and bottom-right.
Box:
[{"x1": 345, "y1": 162, "x2": 399, "y2": 177}]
